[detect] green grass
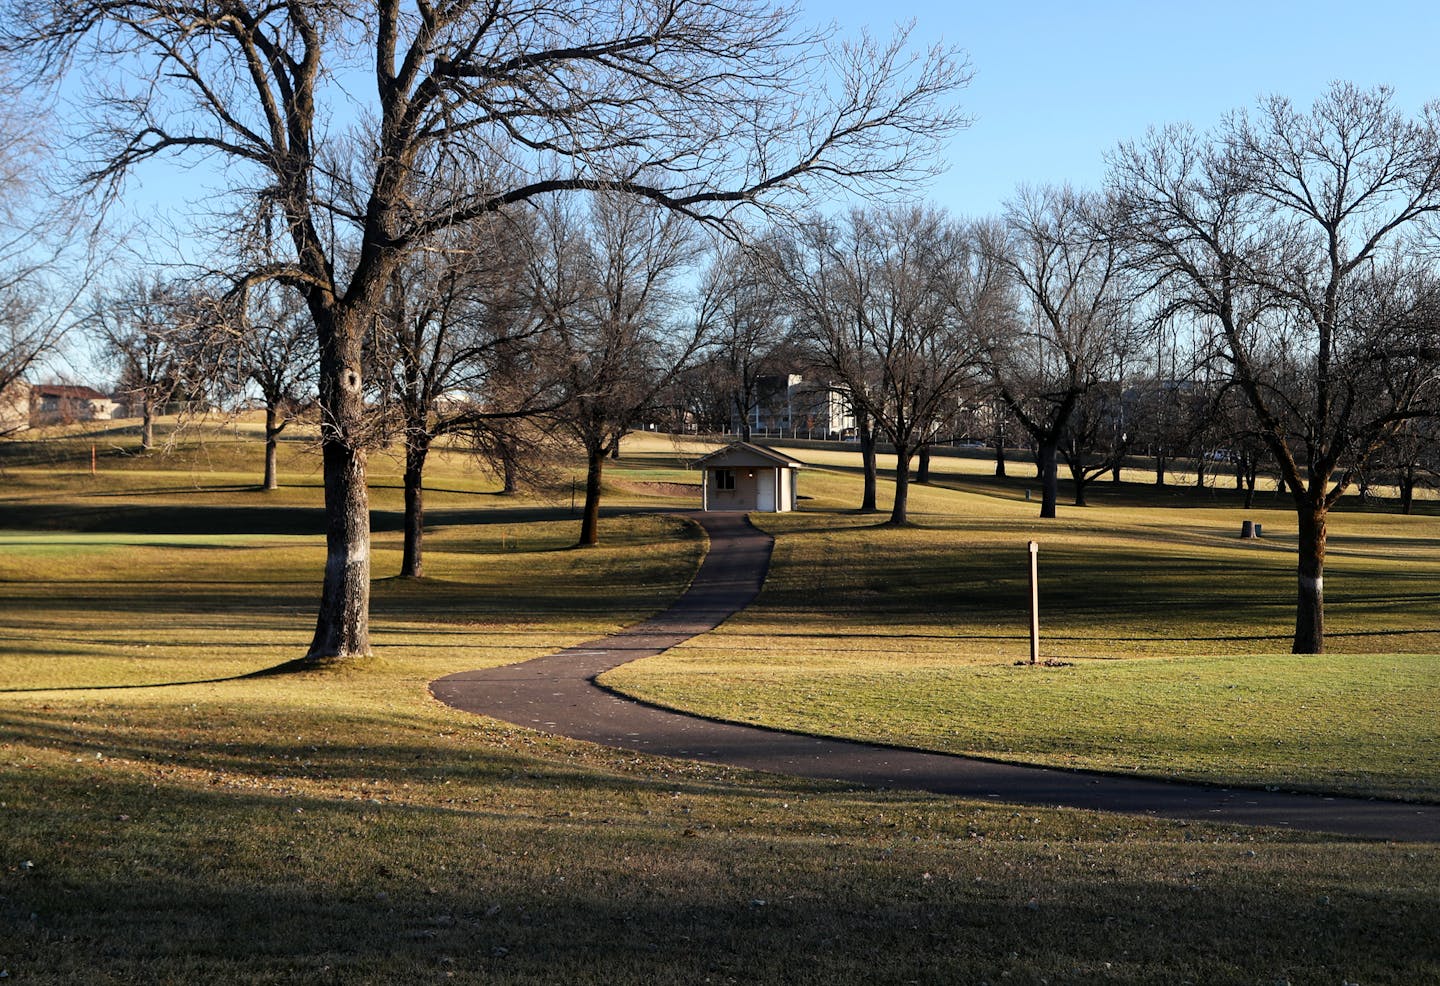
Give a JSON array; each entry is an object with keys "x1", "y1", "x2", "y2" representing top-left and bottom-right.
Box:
[
  {"x1": 1, "y1": 424, "x2": 1438, "y2": 983},
  {"x1": 604, "y1": 452, "x2": 1440, "y2": 802}
]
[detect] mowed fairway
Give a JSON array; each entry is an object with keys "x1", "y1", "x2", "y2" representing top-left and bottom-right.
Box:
[
  {"x1": 606, "y1": 444, "x2": 1440, "y2": 802},
  {"x1": 1, "y1": 424, "x2": 1438, "y2": 984}
]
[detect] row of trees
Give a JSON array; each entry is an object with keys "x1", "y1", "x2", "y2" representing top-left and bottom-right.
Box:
[
  {"x1": 4, "y1": 0, "x2": 971, "y2": 661},
  {"x1": 5, "y1": 0, "x2": 1438, "y2": 658},
  {"x1": 749, "y1": 82, "x2": 1440, "y2": 656}
]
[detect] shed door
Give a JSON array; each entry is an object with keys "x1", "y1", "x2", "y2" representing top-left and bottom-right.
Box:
[{"x1": 755, "y1": 469, "x2": 775, "y2": 511}]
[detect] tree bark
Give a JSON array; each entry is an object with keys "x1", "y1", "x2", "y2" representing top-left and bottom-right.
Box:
[
  {"x1": 306, "y1": 314, "x2": 371, "y2": 661},
  {"x1": 1038, "y1": 441, "x2": 1059, "y2": 519},
  {"x1": 501, "y1": 446, "x2": 519, "y2": 495},
  {"x1": 917, "y1": 444, "x2": 931, "y2": 484},
  {"x1": 994, "y1": 441, "x2": 1006, "y2": 477},
  {"x1": 1400, "y1": 468, "x2": 1415, "y2": 515},
  {"x1": 141, "y1": 399, "x2": 154, "y2": 451},
  {"x1": 1068, "y1": 458, "x2": 1089, "y2": 506},
  {"x1": 263, "y1": 404, "x2": 280, "y2": 491},
  {"x1": 1153, "y1": 452, "x2": 1165, "y2": 486},
  {"x1": 1293, "y1": 507, "x2": 1326, "y2": 654},
  {"x1": 578, "y1": 446, "x2": 604, "y2": 546},
  {"x1": 1195, "y1": 456, "x2": 1206, "y2": 489},
  {"x1": 888, "y1": 446, "x2": 913, "y2": 525},
  {"x1": 858, "y1": 415, "x2": 878, "y2": 513},
  {"x1": 400, "y1": 433, "x2": 430, "y2": 578}
]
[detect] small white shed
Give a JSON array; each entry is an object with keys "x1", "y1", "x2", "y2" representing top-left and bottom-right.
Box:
[{"x1": 694, "y1": 442, "x2": 803, "y2": 512}]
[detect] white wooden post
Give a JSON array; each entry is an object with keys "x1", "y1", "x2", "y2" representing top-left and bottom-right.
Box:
[{"x1": 1028, "y1": 540, "x2": 1040, "y2": 665}]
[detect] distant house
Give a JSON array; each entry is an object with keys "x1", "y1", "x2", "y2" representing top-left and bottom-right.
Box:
[
  {"x1": 694, "y1": 441, "x2": 803, "y2": 513},
  {"x1": 29, "y1": 385, "x2": 119, "y2": 425}
]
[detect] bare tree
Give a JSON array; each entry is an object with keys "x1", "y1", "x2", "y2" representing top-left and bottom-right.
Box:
[
  {"x1": 90, "y1": 277, "x2": 213, "y2": 450},
  {"x1": 976, "y1": 187, "x2": 1130, "y2": 518},
  {"x1": 1111, "y1": 83, "x2": 1440, "y2": 653},
  {"x1": 369, "y1": 213, "x2": 548, "y2": 577},
  {"x1": 782, "y1": 206, "x2": 986, "y2": 524},
  {"x1": 0, "y1": 69, "x2": 80, "y2": 416},
  {"x1": 532, "y1": 193, "x2": 703, "y2": 547},
  {"x1": 222, "y1": 282, "x2": 317, "y2": 490},
  {"x1": 695, "y1": 241, "x2": 794, "y2": 441},
  {"x1": 3, "y1": 0, "x2": 971, "y2": 660}
]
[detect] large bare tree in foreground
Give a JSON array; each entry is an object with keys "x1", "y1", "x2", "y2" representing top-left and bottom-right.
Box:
[
  {"x1": 3, "y1": 0, "x2": 971, "y2": 660},
  {"x1": 1111, "y1": 83, "x2": 1440, "y2": 653}
]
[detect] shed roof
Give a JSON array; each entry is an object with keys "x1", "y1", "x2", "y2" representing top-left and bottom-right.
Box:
[{"x1": 692, "y1": 441, "x2": 805, "y2": 470}]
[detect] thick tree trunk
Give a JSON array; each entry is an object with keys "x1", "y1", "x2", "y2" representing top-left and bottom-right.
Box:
[
  {"x1": 306, "y1": 318, "x2": 371, "y2": 661},
  {"x1": 400, "y1": 433, "x2": 430, "y2": 578},
  {"x1": 859, "y1": 416, "x2": 878, "y2": 513},
  {"x1": 578, "y1": 447, "x2": 604, "y2": 546},
  {"x1": 263, "y1": 404, "x2": 280, "y2": 491},
  {"x1": 1195, "y1": 456, "x2": 1206, "y2": 489},
  {"x1": 1038, "y1": 442, "x2": 1059, "y2": 519},
  {"x1": 888, "y1": 446, "x2": 913, "y2": 525},
  {"x1": 1399, "y1": 466, "x2": 1415, "y2": 515},
  {"x1": 917, "y1": 444, "x2": 931, "y2": 484},
  {"x1": 141, "y1": 400, "x2": 154, "y2": 451},
  {"x1": 1292, "y1": 507, "x2": 1326, "y2": 654},
  {"x1": 501, "y1": 447, "x2": 519, "y2": 495},
  {"x1": 994, "y1": 441, "x2": 1006, "y2": 477},
  {"x1": 1243, "y1": 472, "x2": 1257, "y2": 511},
  {"x1": 1153, "y1": 453, "x2": 1165, "y2": 486}
]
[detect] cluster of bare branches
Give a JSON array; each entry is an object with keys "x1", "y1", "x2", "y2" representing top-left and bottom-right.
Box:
[{"x1": 1, "y1": 0, "x2": 972, "y2": 659}]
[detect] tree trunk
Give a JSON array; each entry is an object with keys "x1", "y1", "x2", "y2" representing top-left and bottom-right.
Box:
[
  {"x1": 1069, "y1": 460, "x2": 1089, "y2": 506},
  {"x1": 400, "y1": 433, "x2": 430, "y2": 578},
  {"x1": 1400, "y1": 467, "x2": 1415, "y2": 515},
  {"x1": 1292, "y1": 507, "x2": 1326, "y2": 654},
  {"x1": 1153, "y1": 453, "x2": 1165, "y2": 486},
  {"x1": 994, "y1": 440, "x2": 1006, "y2": 477},
  {"x1": 917, "y1": 444, "x2": 931, "y2": 484},
  {"x1": 306, "y1": 318, "x2": 371, "y2": 661},
  {"x1": 1038, "y1": 441, "x2": 1059, "y2": 519},
  {"x1": 578, "y1": 446, "x2": 604, "y2": 546},
  {"x1": 501, "y1": 446, "x2": 519, "y2": 495},
  {"x1": 1195, "y1": 455, "x2": 1206, "y2": 489},
  {"x1": 141, "y1": 399, "x2": 154, "y2": 451},
  {"x1": 1243, "y1": 471, "x2": 1257, "y2": 511},
  {"x1": 859, "y1": 415, "x2": 878, "y2": 513},
  {"x1": 888, "y1": 446, "x2": 913, "y2": 525},
  {"x1": 263, "y1": 404, "x2": 280, "y2": 491}
]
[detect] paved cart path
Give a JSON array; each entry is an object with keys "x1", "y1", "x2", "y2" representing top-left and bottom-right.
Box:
[{"x1": 431, "y1": 512, "x2": 1438, "y2": 842}]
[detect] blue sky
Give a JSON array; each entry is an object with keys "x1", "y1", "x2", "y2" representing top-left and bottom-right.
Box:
[{"x1": 822, "y1": 0, "x2": 1440, "y2": 218}]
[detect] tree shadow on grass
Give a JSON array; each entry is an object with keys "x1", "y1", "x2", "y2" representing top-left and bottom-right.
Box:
[{"x1": 3, "y1": 757, "x2": 1434, "y2": 984}]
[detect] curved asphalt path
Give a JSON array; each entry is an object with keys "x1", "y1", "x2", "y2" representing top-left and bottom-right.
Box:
[{"x1": 432, "y1": 512, "x2": 1437, "y2": 842}]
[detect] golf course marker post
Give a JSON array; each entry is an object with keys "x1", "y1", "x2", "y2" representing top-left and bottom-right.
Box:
[{"x1": 1028, "y1": 540, "x2": 1040, "y2": 665}]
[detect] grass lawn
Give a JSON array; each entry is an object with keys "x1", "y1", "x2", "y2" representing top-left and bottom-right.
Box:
[
  {"x1": 1, "y1": 423, "x2": 1437, "y2": 983},
  {"x1": 604, "y1": 446, "x2": 1440, "y2": 802}
]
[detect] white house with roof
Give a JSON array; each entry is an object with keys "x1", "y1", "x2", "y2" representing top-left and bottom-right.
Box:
[{"x1": 693, "y1": 441, "x2": 803, "y2": 512}]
